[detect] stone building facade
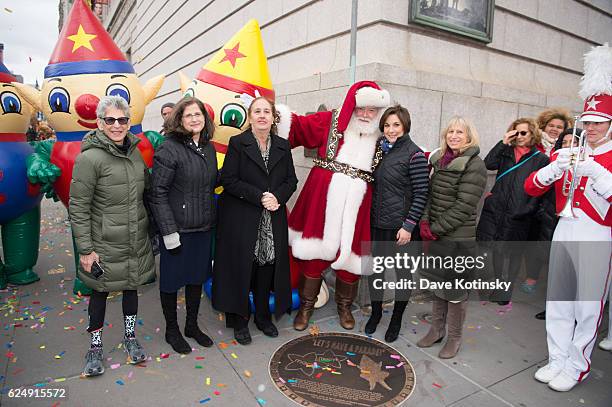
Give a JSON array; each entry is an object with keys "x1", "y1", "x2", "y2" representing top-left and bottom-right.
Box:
[{"x1": 96, "y1": 0, "x2": 610, "y2": 193}]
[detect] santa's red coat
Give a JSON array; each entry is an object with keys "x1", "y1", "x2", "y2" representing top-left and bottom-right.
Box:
[{"x1": 277, "y1": 107, "x2": 378, "y2": 275}]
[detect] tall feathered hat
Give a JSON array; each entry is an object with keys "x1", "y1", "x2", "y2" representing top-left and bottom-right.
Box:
[{"x1": 579, "y1": 43, "x2": 612, "y2": 122}]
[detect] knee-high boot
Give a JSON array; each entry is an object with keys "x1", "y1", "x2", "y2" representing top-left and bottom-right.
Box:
[
  {"x1": 335, "y1": 278, "x2": 359, "y2": 330},
  {"x1": 184, "y1": 285, "x2": 213, "y2": 347},
  {"x1": 160, "y1": 292, "x2": 191, "y2": 354},
  {"x1": 293, "y1": 276, "x2": 323, "y2": 331},
  {"x1": 438, "y1": 300, "x2": 467, "y2": 359},
  {"x1": 417, "y1": 295, "x2": 448, "y2": 347}
]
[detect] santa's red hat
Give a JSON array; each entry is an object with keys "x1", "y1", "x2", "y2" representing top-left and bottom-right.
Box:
[
  {"x1": 44, "y1": 0, "x2": 133, "y2": 78},
  {"x1": 337, "y1": 81, "x2": 390, "y2": 132},
  {"x1": 579, "y1": 43, "x2": 612, "y2": 123}
]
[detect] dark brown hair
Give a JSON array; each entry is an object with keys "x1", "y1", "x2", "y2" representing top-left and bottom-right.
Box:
[
  {"x1": 163, "y1": 97, "x2": 214, "y2": 142},
  {"x1": 379, "y1": 105, "x2": 411, "y2": 134},
  {"x1": 247, "y1": 96, "x2": 279, "y2": 135}
]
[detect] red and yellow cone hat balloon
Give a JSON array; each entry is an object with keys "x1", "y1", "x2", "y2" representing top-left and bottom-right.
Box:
[{"x1": 180, "y1": 19, "x2": 275, "y2": 154}]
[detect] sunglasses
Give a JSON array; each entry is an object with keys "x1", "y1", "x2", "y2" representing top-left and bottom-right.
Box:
[
  {"x1": 101, "y1": 117, "x2": 129, "y2": 126},
  {"x1": 514, "y1": 130, "x2": 528, "y2": 136}
]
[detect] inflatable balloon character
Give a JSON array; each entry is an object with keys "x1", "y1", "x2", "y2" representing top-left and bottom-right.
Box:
[
  {"x1": 13, "y1": 0, "x2": 164, "y2": 295},
  {"x1": 182, "y1": 19, "x2": 328, "y2": 309},
  {"x1": 0, "y1": 62, "x2": 42, "y2": 289},
  {"x1": 178, "y1": 19, "x2": 275, "y2": 169}
]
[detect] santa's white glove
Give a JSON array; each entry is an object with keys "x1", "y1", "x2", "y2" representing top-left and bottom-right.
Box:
[
  {"x1": 577, "y1": 159, "x2": 612, "y2": 199},
  {"x1": 163, "y1": 232, "x2": 181, "y2": 250},
  {"x1": 536, "y1": 148, "x2": 572, "y2": 186}
]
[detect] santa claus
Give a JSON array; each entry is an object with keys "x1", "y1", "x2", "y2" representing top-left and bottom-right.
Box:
[{"x1": 276, "y1": 81, "x2": 390, "y2": 331}]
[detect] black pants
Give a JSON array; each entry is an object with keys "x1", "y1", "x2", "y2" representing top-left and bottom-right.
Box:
[
  {"x1": 87, "y1": 289, "x2": 138, "y2": 332},
  {"x1": 226, "y1": 263, "x2": 275, "y2": 329}
]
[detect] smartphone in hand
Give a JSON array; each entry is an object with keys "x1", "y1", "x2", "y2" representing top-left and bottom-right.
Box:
[{"x1": 91, "y1": 261, "x2": 105, "y2": 279}]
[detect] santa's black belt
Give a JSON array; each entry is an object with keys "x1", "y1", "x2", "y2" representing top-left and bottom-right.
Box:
[{"x1": 313, "y1": 157, "x2": 374, "y2": 183}]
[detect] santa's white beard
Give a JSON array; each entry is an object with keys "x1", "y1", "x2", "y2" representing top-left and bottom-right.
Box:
[{"x1": 345, "y1": 112, "x2": 381, "y2": 138}]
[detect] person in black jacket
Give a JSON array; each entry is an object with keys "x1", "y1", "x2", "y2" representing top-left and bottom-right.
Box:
[
  {"x1": 212, "y1": 97, "x2": 298, "y2": 345},
  {"x1": 476, "y1": 117, "x2": 551, "y2": 304},
  {"x1": 149, "y1": 97, "x2": 217, "y2": 354},
  {"x1": 366, "y1": 105, "x2": 429, "y2": 342}
]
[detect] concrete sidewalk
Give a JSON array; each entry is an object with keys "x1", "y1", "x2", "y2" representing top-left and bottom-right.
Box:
[{"x1": 0, "y1": 199, "x2": 610, "y2": 407}]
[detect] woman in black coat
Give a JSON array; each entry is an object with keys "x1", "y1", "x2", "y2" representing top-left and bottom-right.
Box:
[
  {"x1": 149, "y1": 97, "x2": 217, "y2": 354},
  {"x1": 212, "y1": 97, "x2": 298, "y2": 345},
  {"x1": 476, "y1": 117, "x2": 550, "y2": 304}
]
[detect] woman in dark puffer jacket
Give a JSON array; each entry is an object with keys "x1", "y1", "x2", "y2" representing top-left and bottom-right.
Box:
[
  {"x1": 476, "y1": 118, "x2": 551, "y2": 305},
  {"x1": 149, "y1": 97, "x2": 217, "y2": 354}
]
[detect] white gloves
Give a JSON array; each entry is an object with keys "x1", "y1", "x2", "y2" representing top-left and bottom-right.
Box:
[
  {"x1": 163, "y1": 232, "x2": 181, "y2": 250},
  {"x1": 576, "y1": 159, "x2": 612, "y2": 199},
  {"x1": 536, "y1": 148, "x2": 572, "y2": 186}
]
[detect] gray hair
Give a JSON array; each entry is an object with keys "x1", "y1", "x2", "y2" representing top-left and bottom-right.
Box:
[{"x1": 96, "y1": 95, "x2": 130, "y2": 119}]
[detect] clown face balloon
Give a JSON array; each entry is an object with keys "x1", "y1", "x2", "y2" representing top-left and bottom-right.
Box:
[
  {"x1": 13, "y1": 0, "x2": 163, "y2": 207},
  {"x1": 179, "y1": 19, "x2": 274, "y2": 166},
  {"x1": 0, "y1": 63, "x2": 39, "y2": 224}
]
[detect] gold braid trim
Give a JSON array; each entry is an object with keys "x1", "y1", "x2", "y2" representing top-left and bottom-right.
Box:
[{"x1": 313, "y1": 157, "x2": 374, "y2": 183}]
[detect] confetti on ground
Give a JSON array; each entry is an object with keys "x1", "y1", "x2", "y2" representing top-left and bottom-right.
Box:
[
  {"x1": 346, "y1": 360, "x2": 356, "y2": 367},
  {"x1": 213, "y1": 391, "x2": 221, "y2": 396},
  {"x1": 390, "y1": 354, "x2": 401, "y2": 360},
  {"x1": 195, "y1": 365, "x2": 203, "y2": 369},
  {"x1": 396, "y1": 362, "x2": 404, "y2": 367},
  {"x1": 55, "y1": 377, "x2": 66, "y2": 382},
  {"x1": 287, "y1": 379, "x2": 297, "y2": 383},
  {"x1": 257, "y1": 398, "x2": 266, "y2": 405},
  {"x1": 199, "y1": 398, "x2": 211, "y2": 404},
  {"x1": 257, "y1": 384, "x2": 266, "y2": 392},
  {"x1": 195, "y1": 356, "x2": 205, "y2": 360},
  {"x1": 111, "y1": 363, "x2": 121, "y2": 369},
  {"x1": 493, "y1": 325, "x2": 501, "y2": 330},
  {"x1": 217, "y1": 383, "x2": 226, "y2": 388},
  {"x1": 206, "y1": 377, "x2": 211, "y2": 385},
  {"x1": 385, "y1": 365, "x2": 396, "y2": 369},
  {"x1": 433, "y1": 382, "x2": 443, "y2": 389},
  {"x1": 410, "y1": 320, "x2": 419, "y2": 325},
  {"x1": 244, "y1": 370, "x2": 252, "y2": 377},
  {"x1": 230, "y1": 352, "x2": 238, "y2": 359},
  {"x1": 346, "y1": 352, "x2": 356, "y2": 356},
  {"x1": 315, "y1": 372, "x2": 323, "y2": 378},
  {"x1": 160, "y1": 353, "x2": 170, "y2": 359},
  {"x1": 116, "y1": 380, "x2": 125, "y2": 385},
  {"x1": 219, "y1": 342, "x2": 228, "y2": 349}
]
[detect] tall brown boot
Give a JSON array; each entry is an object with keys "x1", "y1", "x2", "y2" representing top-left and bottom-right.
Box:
[
  {"x1": 438, "y1": 301, "x2": 467, "y2": 359},
  {"x1": 293, "y1": 276, "x2": 323, "y2": 331},
  {"x1": 335, "y1": 278, "x2": 359, "y2": 330},
  {"x1": 417, "y1": 295, "x2": 448, "y2": 348}
]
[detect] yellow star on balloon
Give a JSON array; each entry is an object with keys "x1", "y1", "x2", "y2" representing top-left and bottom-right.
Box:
[{"x1": 67, "y1": 25, "x2": 97, "y2": 52}]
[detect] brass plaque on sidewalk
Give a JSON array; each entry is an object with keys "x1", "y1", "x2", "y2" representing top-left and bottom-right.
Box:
[{"x1": 269, "y1": 332, "x2": 415, "y2": 406}]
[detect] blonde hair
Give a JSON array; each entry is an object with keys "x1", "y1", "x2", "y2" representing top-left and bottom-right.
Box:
[
  {"x1": 440, "y1": 116, "x2": 480, "y2": 155},
  {"x1": 507, "y1": 117, "x2": 540, "y2": 147},
  {"x1": 536, "y1": 107, "x2": 574, "y2": 131}
]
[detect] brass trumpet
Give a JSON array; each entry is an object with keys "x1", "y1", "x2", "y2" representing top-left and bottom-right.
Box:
[{"x1": 558, "y1": 125, "x2": 587, "y2": 218}]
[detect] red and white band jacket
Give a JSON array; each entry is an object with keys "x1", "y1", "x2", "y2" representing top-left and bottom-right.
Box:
[{"x1": 524, "y1": 140, "x2": 612, "y2": 227}]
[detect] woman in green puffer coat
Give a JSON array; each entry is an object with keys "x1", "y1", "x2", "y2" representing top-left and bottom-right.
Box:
[
  {"x1": 70, "y1": 96, "x2": 155, "y2": 377},
  {"x1": 416, "y1": 116, "x2": 487, "y2": 359}
]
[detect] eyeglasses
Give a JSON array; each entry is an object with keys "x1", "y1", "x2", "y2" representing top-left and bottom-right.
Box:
[
  {"x1": 183, "y1": 112, "x2": 203, "y2": 120},
  {"x1": 101, "y1": 117, "x2": 129, "y2": 126},
  {"x1": 515, "y1": 131, "x2": 528, "y2": 136}
]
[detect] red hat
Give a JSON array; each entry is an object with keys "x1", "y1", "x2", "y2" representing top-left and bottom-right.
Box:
[
  {"x1": 581, "y1": 94, "x2": 612, "y2": 122},
  {"x1": 337, "y1": 81, "x2": 390, "y2": 133},
  {"x1": 44, "y1": 0, "x2": 133, "y2": 78},
  {"x1": 579, "y1": 44, "x2": 612, "y2": 123}
]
